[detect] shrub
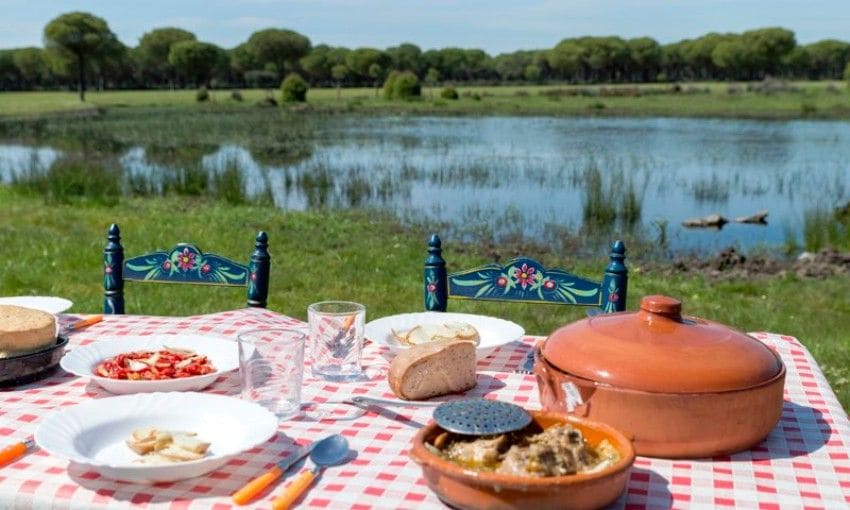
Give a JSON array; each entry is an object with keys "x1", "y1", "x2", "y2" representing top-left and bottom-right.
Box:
[
  {"x1": 539, "y1": 88, "x2": 580, "y2": 98},
  {"x1": 195, "y1": 87, "x2": 209, "y2": 102},
  {"x1": 801, "y1": 101, "x2": 817, "y2": 115},
  {"x1": 256, "y1": 96, "x2": 277, "y2": 107},
  {"x1": 844, "y1": 62, "x2": 850, "y2": 85},
  {"x1": 280, "y1": 73, "x2": 308, "y2": 103},
  {"x1": 394, "y1": 72, "x2": 421, "y2": 99},
  {"x1": 383, "y1": 71, "x2": 421, "y2": 100},
  {"x1": 440, "y1": 87, "x2": 459, "y2": 100},
  {"x1": 382, "y1": 72, "x2": 398, "y2": 99},
  {"x1": 230, "y1": 90, "x2": 243, "y2": 101}
]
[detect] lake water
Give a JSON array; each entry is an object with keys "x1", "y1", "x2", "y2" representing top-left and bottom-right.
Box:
[{"x1": 2, "y1": 115, "x2": 848, "y2": 255}]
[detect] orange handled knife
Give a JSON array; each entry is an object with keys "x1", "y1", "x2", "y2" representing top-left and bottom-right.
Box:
[
  {"x1": 66, "y1": 315, "x2": 103, "y2": 332},
  {"x1": 0, "y1": 438, "x2": 33, "y2": 467},
  {"x1": 232, "y1": 440, "x2": 316, "y2": 505}
]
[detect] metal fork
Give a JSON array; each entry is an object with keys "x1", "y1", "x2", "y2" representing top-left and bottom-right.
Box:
[{"x1": 326, "y1": 396, "x2": 441, "y2": 409}]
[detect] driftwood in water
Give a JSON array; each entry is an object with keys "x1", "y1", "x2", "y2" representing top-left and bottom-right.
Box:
[
  {"x1": 735, "y1": 210, "x2": 769, "y2": 224},
  {"x1": 682, "y1": 213, "x2": 728, "y2": 228}
]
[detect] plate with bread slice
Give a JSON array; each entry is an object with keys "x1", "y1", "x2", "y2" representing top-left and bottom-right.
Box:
[
  {"x1": 35, "y1": 392, "x2": 278, "y2": 483},
  {"x1": 365, "y1": 311, "x2": 524, "y2": 359}
]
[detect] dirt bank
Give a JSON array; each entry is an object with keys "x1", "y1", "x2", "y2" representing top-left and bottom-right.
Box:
[{"x1": 663, "y1": 247, "x2": 850, "y2": 280}]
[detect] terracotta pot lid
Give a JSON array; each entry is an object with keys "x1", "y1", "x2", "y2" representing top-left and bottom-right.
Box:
[{"x1": 541, "y1": 295, "x2": 782, "y2": 393}]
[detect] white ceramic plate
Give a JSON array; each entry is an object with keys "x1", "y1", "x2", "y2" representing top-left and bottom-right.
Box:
[
  {"x1": 35, "y1": 392, "x2": 278, "y2": 483},
  {"x1": 0, "y1": 296, "x2": 73, "y2": 314},
  {"x1": 365, "y1": 312, "x2": 525, "y2": 359},
  {"x1": 60, "y1": 334, "x2": 253, "y2": 394}
]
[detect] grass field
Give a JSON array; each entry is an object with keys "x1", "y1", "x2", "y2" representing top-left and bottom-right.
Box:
[
  {"x1": 1, "y1": 187, "x2": 848, "y2": 410},
  {"x1": 1, "y1": 81, "x2": 849, "y2": 119}
]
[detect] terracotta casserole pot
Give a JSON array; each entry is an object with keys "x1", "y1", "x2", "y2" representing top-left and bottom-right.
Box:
[{"x1": 534, "y1": 295, "x2": 786, "y2": 459}]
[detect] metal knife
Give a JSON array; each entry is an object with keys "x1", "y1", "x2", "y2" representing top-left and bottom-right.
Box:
[{"x1": 231, "y1": 439, "x2": 318, "y2": 505}]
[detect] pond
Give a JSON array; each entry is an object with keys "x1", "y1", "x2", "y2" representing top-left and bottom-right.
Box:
[{"x1": 1, "y1": 113, "x2": 848, "y2": 256}]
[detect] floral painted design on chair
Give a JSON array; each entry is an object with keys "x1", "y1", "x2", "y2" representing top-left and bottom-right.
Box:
[
  {"x1": 449, "y1": 257, "x2": 602, "y2": 306},
  {"x1": 424, "y1": 234, "x2": 628, "y2": 313},
  {"x1": 124, "y1": 244, "x2": 248, "y2": 285}
]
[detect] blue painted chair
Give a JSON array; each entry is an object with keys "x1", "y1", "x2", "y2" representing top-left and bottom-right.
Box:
[
  {"x1": 423, "y1": 234, "x2": 627, "y2": 314},
  {"x1": 102, "y1": 224, "x2": 270, "y2": 314}
]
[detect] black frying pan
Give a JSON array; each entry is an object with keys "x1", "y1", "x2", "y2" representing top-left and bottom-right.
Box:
[{"x1": 0, "y1": 335, "x2": 68, "y2": 387}]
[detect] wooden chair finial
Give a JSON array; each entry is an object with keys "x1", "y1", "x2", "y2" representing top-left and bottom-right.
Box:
[
  {"x1": 103, "y1": 223, "x2": 125, "y2": 314},
  {"x1": 424, "y1": 234, "x2": 447, "y2": 311},
  {"x1": 601, "y1": 240, "x2": 628, "y2": 312},
  {"x1": 247, "y1": 231, "x2": 270, "y2": 308}
]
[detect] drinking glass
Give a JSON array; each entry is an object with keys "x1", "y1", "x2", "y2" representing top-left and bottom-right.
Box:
[
  {"x1": 308, "y1": 301, "x2": 365, "y2": 381},
  {"x1": 237, "y1": 328, "x2": 306, "y2": 420}
]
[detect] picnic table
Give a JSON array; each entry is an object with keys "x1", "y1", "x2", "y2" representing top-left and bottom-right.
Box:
[{"x1": 1, "y1": 307, "x2": 849, "y2": 509}]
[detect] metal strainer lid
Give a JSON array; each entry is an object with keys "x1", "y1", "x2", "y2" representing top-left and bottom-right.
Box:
[{"x1": 433, "y1": 399, "x2": 532, "y2": 435}]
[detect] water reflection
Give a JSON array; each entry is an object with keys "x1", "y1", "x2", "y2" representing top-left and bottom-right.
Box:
[
  {"x1": 0, "y1": 144, "x2": 61, "y2": 184},
  {"x1": 1, "y1": 116, "x2": 848, "y2": 254}
]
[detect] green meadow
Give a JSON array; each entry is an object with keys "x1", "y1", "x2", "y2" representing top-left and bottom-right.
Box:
[
  {"x1": 1, "y1": 81, "x2": 848, "y2": 119},
  {"x1": 1, "y1": 188, "x2": 848, "y2": 410}
]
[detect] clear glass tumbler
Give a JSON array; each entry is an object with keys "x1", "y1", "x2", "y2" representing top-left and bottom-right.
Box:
[
  {"x1": 237, "y1": 328, "x2": 306, "y2": 420},
  {"x1": 308, "y1": 301, "x2": 365, "y2": 382}
]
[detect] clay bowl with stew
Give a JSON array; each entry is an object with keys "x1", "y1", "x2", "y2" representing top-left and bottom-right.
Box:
[{"x1": 409, "y1": 410, "x2": 635, "y2": 510}]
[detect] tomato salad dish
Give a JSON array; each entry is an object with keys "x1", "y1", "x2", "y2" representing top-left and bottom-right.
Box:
[{"x1": 94, "y1": 348, "x2": 216, "y2": 380}]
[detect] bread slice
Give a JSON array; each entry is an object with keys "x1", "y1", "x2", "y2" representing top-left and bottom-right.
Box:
[
  {"x1": 157, "y1": 445, "x2": 206, "y2": 461},
  {"x1": 126, "y1": 427, "x2": 210, "y2": 462},
  {"x1": 388, "y1": 340, "x2": 477, "y2": 400},
  {"x1": 391, "y1": 322, "x2": 480, "y2": 347},
  {"x1": 126, "y1": 438, "x2": 156, "y2": 455},
  {"x1": 172, "y1": 433, "x2": 210, "y2": 454}
]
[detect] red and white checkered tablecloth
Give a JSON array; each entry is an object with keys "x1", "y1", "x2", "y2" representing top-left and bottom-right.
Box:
[{"x1": 1, "y1": 308, "x2": 848, "y2": 509}]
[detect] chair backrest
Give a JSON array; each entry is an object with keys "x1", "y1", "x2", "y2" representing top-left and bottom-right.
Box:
[
  {"x1": 423, "y1": 234, "x2": 627, "y2": 313},
  {"x1": 103, "y1": 223, "x2": 270, "y2": 314}
]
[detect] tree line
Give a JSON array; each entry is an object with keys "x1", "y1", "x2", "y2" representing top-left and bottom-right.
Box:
[{"x1": 2, "y1": 11, "x2": 849, "y2": 101}]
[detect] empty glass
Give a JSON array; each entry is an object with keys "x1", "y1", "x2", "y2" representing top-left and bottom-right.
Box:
[
  {"x1": 308, "y1": 301, "x2": 365, "y2": 382},
  {"x1": 237, "y1": 329, "x2": 306, "y2": 420}
]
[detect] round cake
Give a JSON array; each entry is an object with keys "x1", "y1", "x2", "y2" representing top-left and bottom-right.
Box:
[{"x1": 0, "y1": 304, "x2": 57, "y2": 358}]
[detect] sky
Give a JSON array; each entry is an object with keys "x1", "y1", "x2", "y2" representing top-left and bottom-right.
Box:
[{"x1": 0, "y1": 0, "x2": 848, "y2": 54}]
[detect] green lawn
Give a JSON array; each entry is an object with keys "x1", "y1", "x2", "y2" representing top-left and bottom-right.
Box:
[
  {"x1": 1, "y1": 81, "x2": 849, "y2": 119},
  {"x1": 1, "y1": 188, "x2": 848, "y2": 410}
]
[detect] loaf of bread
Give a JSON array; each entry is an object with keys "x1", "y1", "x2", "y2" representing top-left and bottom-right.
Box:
[
  {"x1": 388, "y1": 340, "x2": 477, "y2": 400},
  {"x1": 0, "y1": 305, "x2": 56, "y2": 358}
]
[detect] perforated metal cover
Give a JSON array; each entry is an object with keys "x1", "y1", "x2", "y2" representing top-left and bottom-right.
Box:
[{"x1": 433, "y1": 399, "x2": 531, "y2": 435}]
